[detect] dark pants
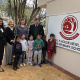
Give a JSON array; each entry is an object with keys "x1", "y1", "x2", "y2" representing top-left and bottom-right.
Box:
[
  {"x1": 13, "y1": 54, "x2": 20, "y2": 68},
  {"x1": 0, "y1": 43, "x2": 4, "y2": 65},
  {"x1": 42, "y1": 50, "x2": 46, "y2": 62}
]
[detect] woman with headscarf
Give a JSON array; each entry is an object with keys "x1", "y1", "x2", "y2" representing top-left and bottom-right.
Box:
[{"x1": 0, "y1": 18, "x2": 6, "y2": 72}]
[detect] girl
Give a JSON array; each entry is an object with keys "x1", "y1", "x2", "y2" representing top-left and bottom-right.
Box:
[
  {"x1": 27, "y1": 35, "x2": 34, "y2": 65},
  {"x1": 47, "y1": 34, "x2": 56, "y2": 66},
  {"x1": 20, "y1": 34, "x2": 28, "y2": 67}
]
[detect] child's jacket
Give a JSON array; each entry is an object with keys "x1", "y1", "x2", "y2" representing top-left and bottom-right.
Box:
[
  {"x1": 12, "y1": 42, "x2": 22, "y2": 56},
  {"x1": 33, "y1": 39, "x2": 44, "y2": 51}
]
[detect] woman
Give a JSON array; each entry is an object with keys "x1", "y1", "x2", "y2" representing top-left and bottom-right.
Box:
[
  {"x1": 3, "y1": 19, "x2": 15, "y2": 65},
  {"x1": 0, "y1": 18, "x2": 6, "y2": 72},
  {"x1": 16, "y1": 18, "x2": 29, "y2": 40}
]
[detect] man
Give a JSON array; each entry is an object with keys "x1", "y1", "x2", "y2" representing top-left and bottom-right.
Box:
[{"x1": 29, "y1": 18, "x2": 44, "y2": 40}]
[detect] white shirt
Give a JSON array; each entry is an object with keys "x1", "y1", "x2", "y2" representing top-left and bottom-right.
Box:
[
  {"x1": 20, "y1": 39, "x2": 28, "y2": 51},
  {"x1": 0, "y1": 28, "x2": 4, "y2": 33}
]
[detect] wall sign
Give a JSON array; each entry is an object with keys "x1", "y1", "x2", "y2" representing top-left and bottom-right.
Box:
[{"x1": 48, "y1": 12, "x2": 80, "y2": 53}]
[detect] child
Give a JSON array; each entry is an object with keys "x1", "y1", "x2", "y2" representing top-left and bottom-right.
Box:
[
  {"x1": 27, "y1": 35, "x2": 34, "y2": 65},
  {"x1": 47, "y1": 34, "x2": 56, "y2": 66},
  {"x1": 20, "y1": 34, "x2": 28, "y2": 67},
  {"x1": 33, "y1": 34, "x2": 44, "y2": 67},
  {"x1": 12, "y1": 36, "x2": 22, "y2": 71},
  {"x1": 42, "y1": 35, "x2": 47, "y2": 64}
]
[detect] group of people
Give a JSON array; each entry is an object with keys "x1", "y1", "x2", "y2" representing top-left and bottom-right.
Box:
[{"x1": 0, "y1": 18, "x2": 56, "y2": 72}]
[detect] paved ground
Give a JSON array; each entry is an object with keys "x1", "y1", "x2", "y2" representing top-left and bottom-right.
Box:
[{"x1": 0, "y1": 64, "x2": 74, "y2": 80}]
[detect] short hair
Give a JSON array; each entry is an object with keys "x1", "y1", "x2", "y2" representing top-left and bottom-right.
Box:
[
  {"x1": 34, "y1": 18, "x2": 39, "y2": 21},
  {"x1": 50, "y1": 34, "x2": 55, "y2": 37},
  {"x1": 15, "y1": 36, "x2": 20, "y2": 41},
  {"x1": 37, "y1": 33, "x2": 41, "y2": 36},
  {"x1": 8, "y1": 19, "x2": 15, "y2": 28},
  {"x1": 43, "y1": 35, "x2": 46, "y2": 37},
  {"x1": 21, "y1": 18, "x2": 25, "y2": 21},
  {"x1": 29, "y1": 35, "x2": 33, "y2": 38}
]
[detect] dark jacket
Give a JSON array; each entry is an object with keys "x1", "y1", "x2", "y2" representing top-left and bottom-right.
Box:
[
  {"x1": 5, "y1": 27, "x2": 15, "y2": 45},
  {"x1": 42, "y1": 39, "x2": 47, "y2": 51},
  {"x1": 0, "y1": 27, "x2": 6, "y2": 45},
  {"x1": 29, "y1": 24, "x2": 44, "y2": 40},
  {"x1": 12, "y1": 42, "x2": 22, "y2": 56}
]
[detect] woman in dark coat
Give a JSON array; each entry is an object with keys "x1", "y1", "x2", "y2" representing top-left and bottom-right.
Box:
[
  {"x1": 3, "y1": 19, "x2": 15, "y2": 65},
  {"x1": 0, "y1": 18, "x2": 6, "y2": 72}
]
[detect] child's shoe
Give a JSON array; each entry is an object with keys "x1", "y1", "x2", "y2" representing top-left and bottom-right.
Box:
[
  {"x1": 39, "y1": 63, "x2": 42, "y2": 67},
  {"x1": 20, "y1": 64, "x2": 23, "y2": 67},
  {"x1": 33, "y1": 63, "x2": 36, "y2": 66},
  {"x1": 49, "y1": 62, "x2": 52, "y2": 66},
  {"x1": 13, "y1": 67, "x2": 17, "y2": 71},
  {"x1": 30, "y1": 63, "x2": 33, "y2": 65},
  {"x1": 23, "y1": 63, "x2": 26, "y2": 66}
]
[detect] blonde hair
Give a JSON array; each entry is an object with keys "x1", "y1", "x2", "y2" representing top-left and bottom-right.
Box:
[{"x1": 8, "y1": 19, "x2": 15, "y2": 28}]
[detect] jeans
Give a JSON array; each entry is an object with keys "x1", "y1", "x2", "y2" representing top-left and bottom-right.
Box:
[
  {"x1": 42, "y1": 50, "x2": 46, "y2": 62},
  {"x1": 20, "y1": 51, "x2": 26, "y2": 64}
]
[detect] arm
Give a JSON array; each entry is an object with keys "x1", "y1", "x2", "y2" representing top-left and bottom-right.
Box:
[
  {"x1": 33, "y1": 41, "x2": 36, "y2": 51},
  {"x1": 26, "y1": 26, "x2": 29, "y2": 40},
  {"x1": 26, "y1": 41, "x2": 28, "y2": 51},
  {"x1": 42, "y1": 40, "x2": 45, "y2": 48},
  {"x1": 41, "y1": 25, "x2": 44, "y2": 38},
  {"x1": 15, "y1": 25, "x2": 18, "y2": 37}
]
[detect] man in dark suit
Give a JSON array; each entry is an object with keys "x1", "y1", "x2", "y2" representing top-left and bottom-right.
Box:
[{"x1": 29, "y1": 18, "x2": 44, "y2": 40}]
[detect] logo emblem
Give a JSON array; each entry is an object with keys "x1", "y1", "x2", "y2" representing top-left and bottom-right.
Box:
[{"x1": 60, "y1": 15, "x2": 79, "y2": 40}]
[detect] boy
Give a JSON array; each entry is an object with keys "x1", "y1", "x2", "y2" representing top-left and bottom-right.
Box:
[
  {"x1": 33, "y1": 34, "x2": 44, "y2": 67},
  {"x1": 47, "y1": 34, "x2": 56, "y2": 66},
  {"x1": 42, "y1": 35, "x2": 47, "y2": 64},
  {"x1": 13, "y1": 36, "x2": 22, "y2": 71}
]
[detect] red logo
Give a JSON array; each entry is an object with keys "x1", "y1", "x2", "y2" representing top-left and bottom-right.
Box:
[{"x1": 60, "y1": 15, "x2": 79, "y2": 40}]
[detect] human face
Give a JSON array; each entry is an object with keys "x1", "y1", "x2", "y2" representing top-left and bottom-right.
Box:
[
  {"x1": 16, "y1": 37, "x2": 20, "y2": 43},
  {"x1": 21, "y1": 35, "x2": 25, "y2": 40},
  {"x1": 21, "y1": 20, "x2": 25, "y2": 25},
  {"x1": 34, "y1": 20, "x2": 39, "y2": 26},
  {"x1": 9, "y1": 21, "x2": 14, "y2": 28},
  {"x1": 37, "y1": 35, "x2": 41, "y2": 40},
  {"x1": 30, "y1": 36, "x2": 33, "y2": 41},
  {"x1": 43, "y1": 36, "x2": 46, "y2": 40},
  {"x1": 0, "y1": 19, "x2": 3, "y2": 26},
  {"x1": 50, "y1": 36, "x2": 54, "y2": 40}
]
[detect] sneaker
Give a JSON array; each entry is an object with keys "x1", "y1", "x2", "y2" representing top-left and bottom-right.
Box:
[
  {"x1": 49, "y1": 62, "x2": 52, "y2": 66},
  {"x1": 23, "y1": 63, "x2": 26, "y2": 66},
  {"x1": 33, "y1": 63, "x2": 36, "y2": 66},
  {"x1": 27, "y1": 62, "x2": 29, "y2": 65},
  {"x1": 20, "y1": 64, "x2": 23, "y2": 67},
  {"x1": 30, "y1": 63, "x2": 33, "y2": 66},
  {"x1": 13, "y1": 68, "x2": 17, "y2": 71},
  {"x1": 39, "y1": 63, "x2": 42, "y2": 67}
]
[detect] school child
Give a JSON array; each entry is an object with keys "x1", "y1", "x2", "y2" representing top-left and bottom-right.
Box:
[
  {"x1": 20, "y1": 34, "x2": 28, "y2": 67},
  {"x1": 12, "y1": 36, "x2": 22, "y2": 71},
  {"x1": 33, "y1": 34, "x2": 44, "y2": 67},
  {"x1": 42, "y1": 35, "x2": 47, "y2": 64},
  {"x1": 27, "y1": 35, "x2": 34, "y2": 65},
  {"x1": 47, "y1": 34, "x2": 56, "y2": 66}
]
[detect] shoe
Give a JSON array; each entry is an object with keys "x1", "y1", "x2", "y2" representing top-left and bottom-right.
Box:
[
  {"x1": 39, "y1": 63, "x2": 42, "y2": 67},
  {"x1": 27, "y1": 62, "x2": 29, "y2": 65},
  {"x1": 33, "y1": 63, "x2": 36, "y2": 66},
  {"x1": 49, "y1": 62, "x2": 52, "y2": 66},
  {"x1": 17, "y1": 66, "x2": 20, "y2": 69},
  {"x1": 30, "y1": 63, "x2": 33, "y2": 66},
  {"x1": 8, "y1": 63, "x2": 12, "y2": 65},
  {"x1": 20, "y1": 64, "x2": 23, "y2": 67},
  {"x1": 13, "y1": 68, "x2": 17, "y2": 71},
  {"x1": 0, "y1": 69, "x2": 5, "y2": 72},
  {"x1": 23, "y1": 63, "x2": 26, "y2": 66}
]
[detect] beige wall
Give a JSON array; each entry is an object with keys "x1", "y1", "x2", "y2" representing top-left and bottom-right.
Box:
[{"x1": 45, "y1": 0, "x2": 80, "y2": 77}]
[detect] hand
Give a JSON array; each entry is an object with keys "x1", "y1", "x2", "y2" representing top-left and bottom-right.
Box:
[
  {"x1": 13, "y1": 55, "x2": 15, "y2": 58},
  {"x1": 50, "y1": 39, "x2": 53, "y2": 42},
  {"x1": 29, "y1": 48, "x2": 32, "y2": 51},
  {"x1": 12, "y1": 40, "x2": 15, "y2": 43},
  {"x1": 4, "y1": 45, "x2": 7, "y2": 47},
  {"x1": 27, "y1": 51, "x2": 28, "y2": 53},
  {"x1": 20, "y1": 55, "x2": 22, "y2": 57}
]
